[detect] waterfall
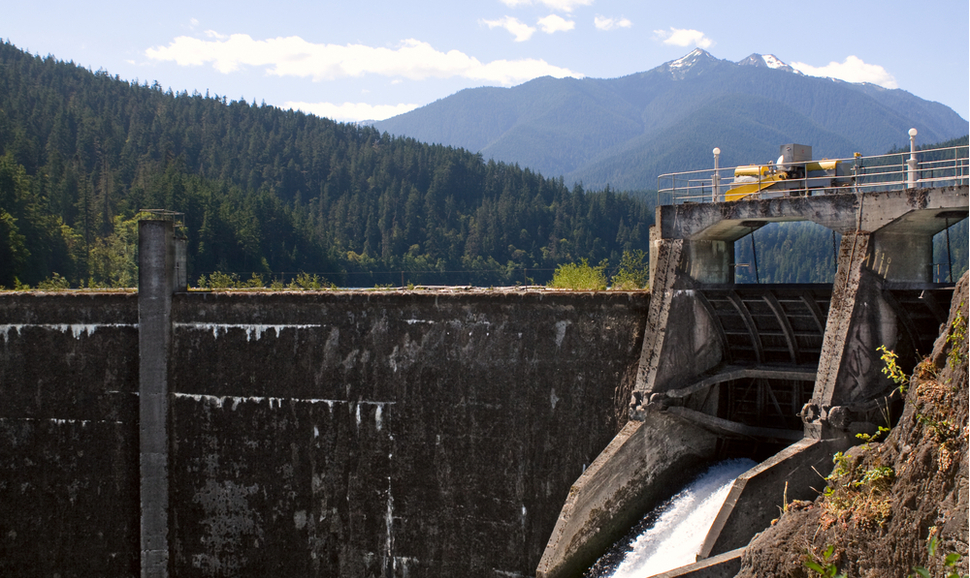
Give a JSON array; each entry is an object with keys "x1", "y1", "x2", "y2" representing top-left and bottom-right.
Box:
[{"x1": 587, "y1": 458, "x2": 756, "y2": 578}]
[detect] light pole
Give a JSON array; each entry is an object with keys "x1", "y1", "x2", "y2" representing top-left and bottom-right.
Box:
[
  {"x1": 712, "y1": 147, "x2": 721, "y2": 202},
  {"x1": 907, "y1": 128, "x2": 918, "y2": 188}
]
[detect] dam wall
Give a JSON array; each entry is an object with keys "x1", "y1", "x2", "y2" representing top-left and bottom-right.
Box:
[{"x1": 0, "y1": 285, "x2": 649, "y2": 577}]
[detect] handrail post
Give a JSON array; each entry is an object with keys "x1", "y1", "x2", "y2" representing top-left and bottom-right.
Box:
[
  {"x1": 907, "y1": 128, "x2": 918, "y2": 188},
  {"x1": 712, "y1": 148, "x2": 721, "y2": 203}
]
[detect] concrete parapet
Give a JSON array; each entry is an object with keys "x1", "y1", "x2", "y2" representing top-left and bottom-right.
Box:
[
  {"x1": 697, "y1": 437, "x2": 851, "y2": 559},
  {"x1": 652, "y1": 187, "x2": 967, "y2": 288},
  {"x1": 536, "y1": 406, "x2": 718, "y2": 578},
  {"x1": 653, "y1": 547, "x2": 745, "y2": 578},
  {"x1": 656, "y1": 187, "x2": 967, "y2": 242}
]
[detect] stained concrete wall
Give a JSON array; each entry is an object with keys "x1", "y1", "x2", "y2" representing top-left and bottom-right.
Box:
[
  {"x1": 0, "y1": 289, "x2": 649, "y2": 578},
  {"x1": 0, "y1": 292, "x2": 141, "y2": 577}
]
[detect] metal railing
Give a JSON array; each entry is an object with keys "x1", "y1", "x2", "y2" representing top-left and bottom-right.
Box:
[{"x1": 657, "y1": 143, "x2": 968, "y2": 206}]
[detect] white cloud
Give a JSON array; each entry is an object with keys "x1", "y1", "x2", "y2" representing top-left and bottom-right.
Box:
[
  {"x1": 653, "y1": 27, "x2": 713, "y2": 49},
  {"x1": 594, "y1": 15, "x2": 632, "y2": 30},
  {"x1": 145, "y1": 34, "x2": 582, "y2": 85},
  {"x1": 499, "y1": 0, "x2": 593, "y2": 12},
  {"x1": 471, "y1": 58, "x2": 579, "y2": 84},
  {"x1": 286, "y1": 101, "x2": 420, "y2": 122},
  {"x1": 790, "y1": 55, "x2": 898, "y2": 88},
  {"x1": 482, "y1": 16, "x2": 536, "y2": 42},
  {"x1": 538, "y1": 14, "x2": 575, "y2": 34}
]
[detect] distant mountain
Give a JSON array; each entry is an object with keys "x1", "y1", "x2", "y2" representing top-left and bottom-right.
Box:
[{"x1": 374, "y1": 49, "x2": 969, "y2": 190}]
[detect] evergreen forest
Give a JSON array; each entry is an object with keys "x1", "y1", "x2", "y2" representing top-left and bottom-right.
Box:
[{"x1": 0, "y1": 40, "x2": 652, "y2": 288}]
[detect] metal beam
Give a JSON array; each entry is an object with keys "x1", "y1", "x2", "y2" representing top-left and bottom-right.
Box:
[
  {"x1": 666, "y1": 406, "x2": 803, "y2": 443},
  {"x1": 726, "y1": 291, "x2": 763, "y2": 364},
  {"x1": 763, "y1": 292, "x2": 800, "y2": 364}
]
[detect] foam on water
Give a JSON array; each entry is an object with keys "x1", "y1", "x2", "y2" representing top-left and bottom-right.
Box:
[{"x1": 604, "y1": 458, "x2": 756, "y2": 578}]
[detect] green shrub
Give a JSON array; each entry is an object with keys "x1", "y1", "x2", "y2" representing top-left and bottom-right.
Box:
[
  {"x1": 205, "y1": 272, "x2": 242, "y2": 289},
  {"x1": 611, "y1": 249, "x2": 649, "y2": 289},
  {"x1": 548, "y1": 259, "x2": 608, "y2": 290},
  {"x1": 36, "y1": 272, "x2": 71, "y2": 290},
  {"x1": 288, "y1": 272, "x2": 324, "y2": 290}
]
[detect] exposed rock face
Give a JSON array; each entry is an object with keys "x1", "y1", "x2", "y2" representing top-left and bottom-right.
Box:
[{"x1": 738, "y1": 273, "x2": 969, "y2": 578}]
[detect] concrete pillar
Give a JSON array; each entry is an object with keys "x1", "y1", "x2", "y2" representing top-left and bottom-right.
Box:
[
  {"x1": 870, "y1": 232, "x2": 933, "y2": 283},
  {"x1": 639, "y1": 236, "x2": 730, "y2": 395},
  {"x1": 684, "y1": 239, "x2": 734, "y2": 285},
  {"x1": 138, "y1": 220, "x2": 173, "y2": 578},
  {"x1": 648, "y1": 224, "x2": 660, "y2": 290},
  {"x1": 173, "y1": 232, "x2": 188, "y2": 292}
]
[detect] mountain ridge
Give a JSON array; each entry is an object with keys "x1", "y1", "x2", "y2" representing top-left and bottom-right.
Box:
[{"x1": 374, "y1": 50, "x2": 968, "y2": 190}]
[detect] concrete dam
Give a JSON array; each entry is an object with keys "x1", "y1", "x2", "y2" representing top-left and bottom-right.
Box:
[{"x1": 0, "y1": 183, "x2": 967, "y2": 578}]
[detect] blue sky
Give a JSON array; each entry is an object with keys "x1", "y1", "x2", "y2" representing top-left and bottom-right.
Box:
[{"x1": 5, "y1": 0, "x2": 969, "y2": 124}]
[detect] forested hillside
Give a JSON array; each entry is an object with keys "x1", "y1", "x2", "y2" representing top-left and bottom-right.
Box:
[{"x1": 0, "y1": 41, "x2": 652, "y2": 288}]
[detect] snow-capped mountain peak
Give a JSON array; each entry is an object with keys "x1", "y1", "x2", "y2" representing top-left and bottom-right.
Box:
[
  {"x1": 669, "y1": 48, "x2": 710, "y2": 69},
  {"x1": 663, "y1": 48, "x2": 720, "y2": 79},
  {"x1": 737, "y1": 53, "x2": 802, "y2": 74}
]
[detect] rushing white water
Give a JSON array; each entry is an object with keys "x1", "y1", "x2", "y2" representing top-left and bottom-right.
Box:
[{"x1": 604, "y1": 458, "x2": 756, "y2": 578}]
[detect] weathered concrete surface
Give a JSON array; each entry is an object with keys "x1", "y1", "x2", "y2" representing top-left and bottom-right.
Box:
[
  {"x1": 0, "y1": 288, "x2": 648, "y2": 578},
  {"x1": 596, "y1": 187, "x2": 969, "y2": 578},
  {"x1": 638, "y1": 238, "x2": 685, "y2": 393},
  {"x1": 139, "y1": 219, "x2": 174, "y2": 578},
  {"x1": 656, "y1": 187, "x2": 968, "y2": 241},
  {"x1": 0, "y1": 292, "x2": 141, "y2": 577},
  {"x1": 653, "y1": 547, "x2": 745, "y2": 578},
  {"x1": 536, "y1": 407, "x2": 719, "y2": 578},
  {"x1": 167, "y1": 290, "x2": 648, "y2": 577},
  {"x1": 812, "y1": 234, "x2": 893, "y2": 405},
  {"x1": 803, "y1": 231, "x2": 936, "y2": 439},
  {"x1": 636, "y1": 239, "x2": 726, "y2": 395}
]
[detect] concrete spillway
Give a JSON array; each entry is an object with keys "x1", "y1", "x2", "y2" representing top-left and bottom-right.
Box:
[
  {"x1": 595, "y1": 459, "x2": 757, "y2": 578},
  {"x1": 537, "y1": 185, "x2": 969, "y2": 578}
]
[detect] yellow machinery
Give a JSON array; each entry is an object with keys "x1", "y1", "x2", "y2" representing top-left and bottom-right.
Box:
[{"x1": 726, "y1": 144, "x2": 846, "y2": 201}]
